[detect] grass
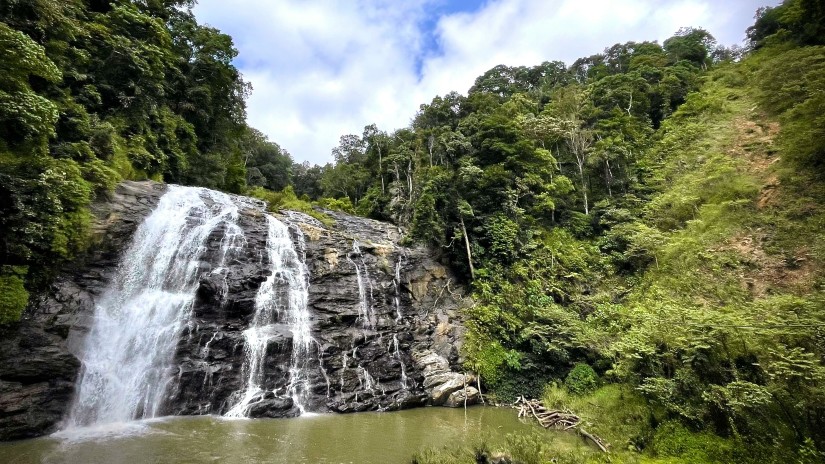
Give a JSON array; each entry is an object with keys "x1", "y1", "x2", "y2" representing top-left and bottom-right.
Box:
[
  {"x1": 430, "y1": 55, "x2": 825, "y2": 464},
  {"x1": 410, "y1": 385, "x2": 747, "y2": 463},
  {"x1": 246, "y1": 185, "x2": 335, "y2": 227}
]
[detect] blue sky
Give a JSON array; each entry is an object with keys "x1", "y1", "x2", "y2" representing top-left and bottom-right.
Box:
[
  {"x1": 193, "y1": 0, "x2": 779, "y2": 165},
  {"x1": 416, "y1": 0, "x2": 486, "y2": 73}
]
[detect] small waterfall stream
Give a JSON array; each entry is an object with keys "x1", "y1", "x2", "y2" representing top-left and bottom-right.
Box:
[
  {"x1": 66, "y1": 186, "x2": 245, "y2": 427},
  {"x1": 57, "y1": 184, "x2": 440, "y2": 428},
  {"x1": 348, "y1": 241, "x2": 375, "y2": 328},
  {"x1": 393, "y1": 255, "x2": 404, "y2": 322},
  {"x1": 225, "y1": 215, "x2": 315, "y2": 416},
  {"x1": 390, "y1": 334, "x2": 409, "y2": 389}
]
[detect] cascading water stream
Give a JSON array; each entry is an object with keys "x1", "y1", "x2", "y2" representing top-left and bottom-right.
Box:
[
  {"x1": 285, "y1": 224, "x2": 321, "y2": 408},
  {"x1": 225, "y1": 215, "x2": 315, "y2": 416},
  {"x1": 350, "y1": 344, "x2": 383, "y2": 402},
  {"x1": 389, "y1": 254, "x2": 409, "y2": 391},
  {"x1": 393, "y1": 255, "x2": 404, "y2": 322},
  {"x1": 347, "y1": 241, "x2": 375, "y2": 328},
  {"x1": 65, "y1": 186, "x2": 245, "y2": 428},
  {"x1": 390, "y1": 334, "x2": 409, "y2": 390}
]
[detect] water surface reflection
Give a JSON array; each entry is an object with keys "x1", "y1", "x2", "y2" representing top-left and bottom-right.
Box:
[{"x1": 3, "y1": 407, "x2": 543, "y2": 464}]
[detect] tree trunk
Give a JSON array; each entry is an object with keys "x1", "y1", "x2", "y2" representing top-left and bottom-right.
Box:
[
  {"x1": 577, "y1": 157, "x2": 589, "y2": 215},
  {"x1": 407, "y1": 160, "x2": 413, "y2": 197},
  {"x1": 604, "y1": 158, "x2": 613, "y2": 198},
  {"x1": 460, "y1": 216, "x2": 475, "y2": 279},
  {"x1": 378, "y1": 145, "x2": 385, "y2": 195}
]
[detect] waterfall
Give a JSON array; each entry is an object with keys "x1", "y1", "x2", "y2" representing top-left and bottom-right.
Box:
[
  {"x1": 393, "y1": 255, "x2": 403, "y2": 322},
  {"x1": 347, "y1": 241, "x2": 375, "y2": 328},
  {"x1": 66, "y1": 186, "x2": 245, "y2": 428},
  {"x1": 59, "y1": 182, "x2": 431, "y2": 424},
  {"x1": 225, "y1": 215, "x2": 314, "y2": 416},
  {"x1": 351, "y1": 345, "x2": 384, "y2": 401},
  {"x1": 390, "y1": 334, "x2": 408, "y2": 390},
  {"x1": 284, "y1": 223, "x2": 318, "y2": 409}
]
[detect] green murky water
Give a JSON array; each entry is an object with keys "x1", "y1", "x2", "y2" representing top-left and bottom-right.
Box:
[{"x1": 1, "y1": 407, "x2": 542, "y2": 464}]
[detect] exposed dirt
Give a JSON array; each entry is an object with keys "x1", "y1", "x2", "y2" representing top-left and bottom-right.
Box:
[
  {"x1": 716, "y1": 110, "x2": 818, "y2": 297},
  {"x1": 711, "y1": 232, "x2": 816, "y2": 298},
  {"x1": 727, "y1": 112, "x2": 782, "y2": 209}
]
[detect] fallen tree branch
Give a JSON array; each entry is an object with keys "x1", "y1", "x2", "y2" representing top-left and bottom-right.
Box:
[
  {"x1": 513, "y1": 396, "x2": 609, "y2": 453},
  {"x1": 578, "y1": 428, "x2": 609, "y2": 453}
]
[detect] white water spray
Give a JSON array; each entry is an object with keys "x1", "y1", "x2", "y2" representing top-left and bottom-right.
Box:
[
  {"x1": 66, "y1": 186, "x2": 245, "y2": 428},
  {"x1": 347, "y1": 241, "x2": 375, "y2": 328},
  {"x1": 225, "y1": 215, "x2": 314, "y2": 416}
]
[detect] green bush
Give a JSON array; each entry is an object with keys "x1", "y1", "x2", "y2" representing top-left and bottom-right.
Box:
[
  {"x1": 247, "y1": 185, "x2": 333, "y2": 226},
  {"x1": 504, "y1": 431, "x2": 552, "y2": 464},
  {"x1": 564, "y1": 363, "x2": 600, "y2": 395},
  {"x1": 0, "y1": 268, "x2": 29, "y2": 325},
  {"x1": 317, "y1": 196, "x2": 355, "y2": 214}
]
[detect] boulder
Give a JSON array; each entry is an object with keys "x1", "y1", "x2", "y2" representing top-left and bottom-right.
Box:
[
  {"x1": 246, "y1": 394, "x2": 301, "y2": 418},
  {"x1": 444, "y1": 386, "x2": 480, "y2": 408}
]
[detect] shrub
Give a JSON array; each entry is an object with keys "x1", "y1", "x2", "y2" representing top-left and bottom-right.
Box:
[
  {"x1": 565, "y1": 363, "x2": 600, "y2": 395},
  {"x1": 650, "y1": 421, "x2": 736, "y2": 463},
  {"x1": 0, "y1": 267, "x2": 29, "y2": 324},
  {"x1": 317, "y1": 196, "x2": 355, "y2": 214},
  {"x1": 247, "y1": 186, "x2": 334, "y2": 226}
]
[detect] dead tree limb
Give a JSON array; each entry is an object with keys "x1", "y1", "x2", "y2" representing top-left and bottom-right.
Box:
[{"x1": 513, "y1": 396, "x2": 609, "y2": 453}]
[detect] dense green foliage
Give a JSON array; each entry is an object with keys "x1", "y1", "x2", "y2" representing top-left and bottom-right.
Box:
[
  {"x1": 0, "y1": 267, "x2": 29, "y2": 324},
  {"x1": 246, "y1": 185, "x2": 333, "y2": 227},
  {"x1": 564, "y1": 363, "x2": 599, "y2": 395},
  {"x1": 300, "y1": 1, "x2": 823, "y2": 461},
  {"x1": 0, "y1": 0, "x2": 299, "y2": 315},
  {"x1": 2, "y1": 0, "x2": 823, "y2": 461}
]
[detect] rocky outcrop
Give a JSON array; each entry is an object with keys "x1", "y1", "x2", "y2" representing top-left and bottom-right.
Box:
[
  {"x1": 445, "y1": 386, "x2": 480, "y2": 408},
  {"x1": 301, "y1": 209, "x2": 471, "y2": 413},
  {"x1": 170, "y1": 206, "x2": 474, "y2": 415},
  {"x1": 414, "y1": 350, "x2": 477, "y2": 406},
  {"x1": 0, "y1": 181, "x2": 167, "y2": 440},
  {"x1": 0, "y1": 181, "x2": 476, "y2": 441}
]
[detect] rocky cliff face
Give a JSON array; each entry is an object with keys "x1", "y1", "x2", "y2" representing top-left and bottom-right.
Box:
[
  {"x1": 0, "y1": 181, "x2": 476, "y2": 440},
  {"x1": 0, "y1": 181, "x2": 167, "y2": 440},
  {"x1": 169, "y1": 204, "x2": 474, "y2": 417}
]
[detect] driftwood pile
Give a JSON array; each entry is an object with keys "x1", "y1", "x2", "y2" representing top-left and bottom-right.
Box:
[{"x1": 514, "y1": 396, "x2": 609, "y2": 453}]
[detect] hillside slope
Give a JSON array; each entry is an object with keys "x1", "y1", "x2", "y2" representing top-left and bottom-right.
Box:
[{"x1": 413, "y1": 45, "x2": 825, "y2": 464}]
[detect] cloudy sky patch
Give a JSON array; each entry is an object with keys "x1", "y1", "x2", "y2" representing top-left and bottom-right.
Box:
[{"x1": 193, "y1": 0, "x2": 778, "y2": 164}]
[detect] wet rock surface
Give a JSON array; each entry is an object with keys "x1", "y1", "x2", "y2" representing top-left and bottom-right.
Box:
[
  {"x1": 170, "y1": 206, "x2": 473, "y2": 416},
  {"x1": 0, "y1": 181, "x2": 167, "y2": 440},
  {"x1": 0, "y1": 181, "x2": 475, "y2": 441}
]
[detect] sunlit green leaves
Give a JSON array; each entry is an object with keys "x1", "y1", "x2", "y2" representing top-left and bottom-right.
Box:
[
  {"x1": 0, "y1": 22, "x2": 62, "y2": 90},
  {"x1": 0, "y1": 1, "x2": 253, "y2": 321}
]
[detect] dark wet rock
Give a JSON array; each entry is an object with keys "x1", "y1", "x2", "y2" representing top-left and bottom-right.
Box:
[
  {"x1": 0, "y1": 181, "x2": 166, "y2": 441},
  {"x1": 0, "y1": 181, "x2": 474, "y2": 441},
  {"x1": 169, "y1": 206, "x2": 474, "y2": 418},
  {"x1": 246, "y1": 393, "x2": 300, "y2": 418}
]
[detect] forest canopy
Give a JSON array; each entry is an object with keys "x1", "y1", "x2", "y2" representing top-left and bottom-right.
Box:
[
  {"x1": 0, "y1": 0, "x2": 291, "y2": 322},
  {"x1": 2, "y1": 0, "x2": 824, "y2": 461},
  {"x1": 283, "y1": 1, "x2": 825, "y2": 461}
]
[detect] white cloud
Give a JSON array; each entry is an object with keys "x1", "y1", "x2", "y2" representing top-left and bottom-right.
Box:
[{"x1": 193, "y1": 0, "x2": 776, "y2": 165}]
